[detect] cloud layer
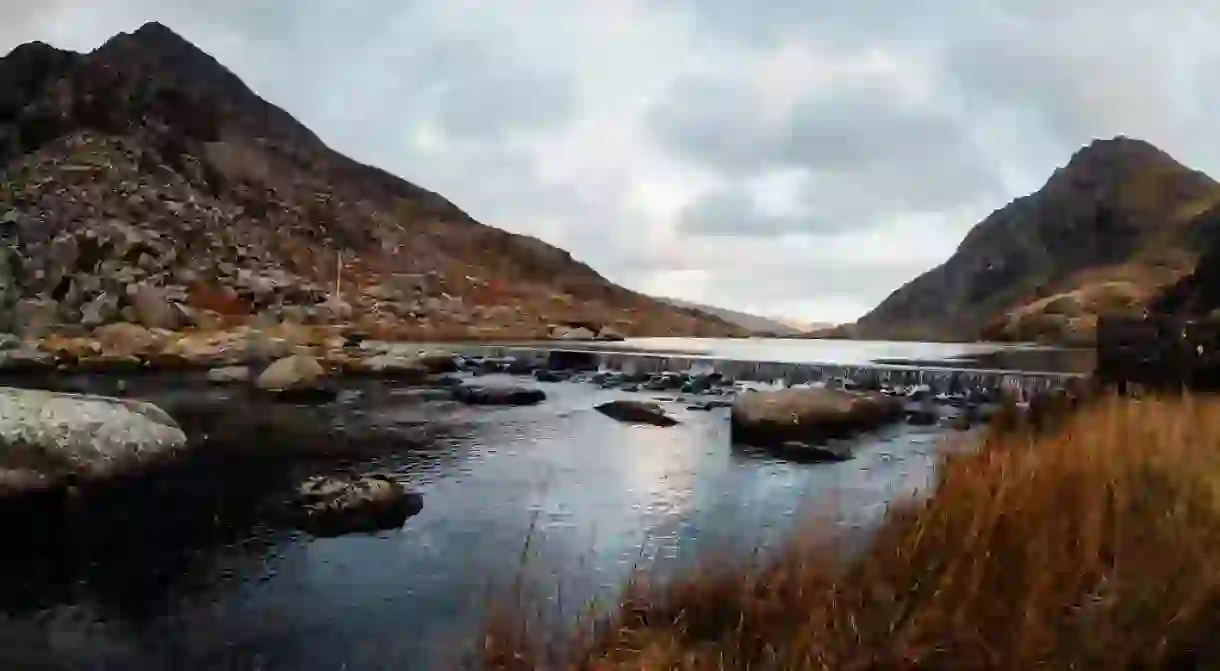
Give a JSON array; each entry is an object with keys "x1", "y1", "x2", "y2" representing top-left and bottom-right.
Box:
[{"x1": 5, "y1": 1, "x2": 1220, "y2": 323}]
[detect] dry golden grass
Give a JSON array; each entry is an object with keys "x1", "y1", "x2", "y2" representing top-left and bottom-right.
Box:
[{"x1": 486, "y1": 394, "x2": 1220, "y2": 669}]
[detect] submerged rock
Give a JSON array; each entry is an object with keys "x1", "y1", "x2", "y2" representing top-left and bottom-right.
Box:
[
  {"x1": 289, "y1": 474, "x2": 423, "y2": 537},
  {"x1": 347, "y1": 353, "x2": 429, "y2": 380},
  {"x1": 775, "y1": 440, "x2": 853, "y2": 463},
  {"x1": 731, "y1": 387, "x2": 904, "y2": 446},
  {"x1": 595, "y1": 400, "x2": 678, "y2": 427},
  {"x1": 0, "y1": 388, "x2": 188, "y2": 496},
  {"x1": 452, "y1": 384, "x2": 547, "y2": 406}
]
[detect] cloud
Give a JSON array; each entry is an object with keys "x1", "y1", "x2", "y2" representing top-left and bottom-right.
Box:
[{"x1": 5, "y1": 1, "x2": 1220, "y2": 325}]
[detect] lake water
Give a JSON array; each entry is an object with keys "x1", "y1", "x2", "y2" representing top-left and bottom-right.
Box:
[
  {"x1": 508, "y1": 337, "x2": 1096, "y2": 374},
  {"x1": 0, "y1": 339, "x2": 1060, "y2": 669}
]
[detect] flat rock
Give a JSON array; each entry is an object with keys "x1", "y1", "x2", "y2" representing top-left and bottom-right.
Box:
[
  {"x1": 0, "y1": 388, "x2": 188, "y2": 496},
  {"x1": 452, "y1": 384, "x2": 546, "y2": 406},
  {"x1": 595, "y1": 400, "x2": 678, "y2": 427}
]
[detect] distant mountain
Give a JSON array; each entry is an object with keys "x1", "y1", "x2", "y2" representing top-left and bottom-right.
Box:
[
  {"x1": 851, "y1": 136, "x2": 1220, "y2": 345},
  {"x1": 657, "y1": 298, "x2": 809, "y2": 335},
  {"x1": 0, "y1": 22, "x2": 743, "y2": 339}
]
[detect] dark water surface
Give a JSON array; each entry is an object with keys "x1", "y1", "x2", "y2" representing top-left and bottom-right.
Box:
[{"x1": 0, "y1": 362, "x2": 960, "y2": 669}]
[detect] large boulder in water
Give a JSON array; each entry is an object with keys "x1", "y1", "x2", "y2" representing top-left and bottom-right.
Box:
[
  {"x1": 288, "y1": 474, "x2": 423, "y2": 537},
  {"x1": 731, "y1": 387, "x2": 904, "y2": 446},
  {"x1": 255, "y1": 354, "x2": 335, "y2": 401},
  {"x1": 0, "y1": 388, "x2": 188, "y2": 496}
]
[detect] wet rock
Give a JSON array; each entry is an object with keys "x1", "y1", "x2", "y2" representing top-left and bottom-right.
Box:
[
  {"x1": 0, "y1": 388, "x2": 188, "y2": 496},
  {"x1": 452, "y1": 384, "x2": 546, "y2": 406},
  {"x1": 546, "y1": 349, "x2": 598, "y2": 372},
  {"x1": 773, "y1": 440, "x2": 853, "y2": 463},
  {"x1": 416, "y1": 351, "x2": 459, "y2": 374},
  {"x1": 288, "y1": 474, "x2": 423, "y2": 537},
  {"x1": 0, "y1": 348, "x2": 56, "y2": 373},
  {"x1": 904, "y1": 400, "x2": 940, "y2": 426},
  {"x1": 681, "y1": 376, "x2": 712, "y2": 394},
  {"x1": 687, "y1": 399, "x2": 734, "y2": 411},
  {"x1": 731, "y1": 387, "x2": 904, "y2": 446},
  {"x1": 206, "y1": 365, "x2": 250, "y2": 384},
  {"x1": 595, "y1": 400, "x2": 678, "y2": 427},
  {"x1": 534, "y1": 369, "x2": 570, "y2": 383},
  {"x1": 255, "y1": 355, "x2": 335, "y2": 401}
]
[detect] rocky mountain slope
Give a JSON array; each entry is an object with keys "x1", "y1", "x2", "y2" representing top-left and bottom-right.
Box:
[
  {"x1": 850, "y1": 137, "x2": 1220, "y2": 345},
  {"x1": 657, "y1": 297, "x2": 805, "y2": 335},
  {"x1": 0, "y1": 22, "x2": 742, "y2": 341}
]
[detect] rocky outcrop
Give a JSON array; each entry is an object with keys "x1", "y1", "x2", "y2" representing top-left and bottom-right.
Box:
[
  {"x1": 0, "y1": 388, "x2": 188, "y2": 496},
  {"x1": 853, "y1": 137, "x2": 1220, "y2": 343},
  {"x1": 595, "y1": 400, "x2": 678, "y2": 427},
  {"x1": 0, "y1": 23, "x2": 745, "y2": 342},
  {"x1": 288, "y1": 474, "x2": 423, "y2": 537},
  {"x1": 730, "y1": 387, "x2": 904, "y2": 446}
]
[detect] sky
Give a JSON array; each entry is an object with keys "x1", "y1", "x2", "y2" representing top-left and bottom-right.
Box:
[{"x1": 5, "y1": 1, "x2": 1220, "y2": 324}]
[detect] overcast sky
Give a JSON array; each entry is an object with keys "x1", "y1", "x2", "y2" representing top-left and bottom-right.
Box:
[{"x1": 5, "y1": 1, "x2": 1220, "y2": 324}]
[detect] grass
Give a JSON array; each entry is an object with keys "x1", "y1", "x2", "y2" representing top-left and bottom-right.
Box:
[{"x1": 484, "y1": 393, "x2": 1220, "y2": 669}]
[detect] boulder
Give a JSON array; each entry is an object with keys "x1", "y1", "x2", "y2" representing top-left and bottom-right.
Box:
[
  {"x1": 81, "y1": 292, "x2": 121, "y2": 327},
  {"x1": 0, "y1": 388, "x2": 188, "y2": 496},
  {"x1": 206, "y1": 366, "x2": 250, "y2": 384},
  {"x1": 255, "y1": 355, "x2": 334, "y2": 401},
  {"x1": 288, "y1": 474, "x2": 423, "y2": 536},
  {"x1": 131, "y1": 284, "x2": 182, "y2": 330},
  {"x1": 452, "y1": 384, "x2": 546, "y2": 406},
  {"x1": 730, "y1": 387, "x2": 904, "y2": 446},
  {"x1": 595, "y1": 400, "x2": 678, "y2": 427}
]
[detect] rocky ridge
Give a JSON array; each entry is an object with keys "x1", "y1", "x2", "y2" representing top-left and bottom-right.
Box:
[
  {"x1": 849, "y1": 137, "x2": 1220, "y2": 345},
  {"x1": 0, "y1": 22, "x2": 742, "y2": 345}
]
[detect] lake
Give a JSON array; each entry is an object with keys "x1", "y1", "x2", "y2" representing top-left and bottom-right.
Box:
[{"x1": 0, "y1": 338, "x2": 1067, "y2": 669}]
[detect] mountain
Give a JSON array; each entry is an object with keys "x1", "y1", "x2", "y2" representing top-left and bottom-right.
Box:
[
  {"x1": 0, "y1": 23, "x2": 743, "y2": 340},
  {"x1": 657, "y1": 297, "x2": 806, "y2": 335},
  {"x1": 851, "y1": 137, "x2": 1220, "y2": 345}
]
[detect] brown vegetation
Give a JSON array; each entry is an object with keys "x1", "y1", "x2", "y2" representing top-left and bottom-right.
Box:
[{"x1": 486, "y1": 394, "x2": 1220, "y2": 669}]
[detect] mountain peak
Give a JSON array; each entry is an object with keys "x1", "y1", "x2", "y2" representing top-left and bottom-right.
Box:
[{"x1": 1064, "y1": 135, "x2": 1178, "y2": 172}]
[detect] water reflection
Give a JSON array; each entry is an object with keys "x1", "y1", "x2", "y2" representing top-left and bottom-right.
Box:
[{"x1": 0, "y1": 373, "x2": 954, "y2": 669}]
